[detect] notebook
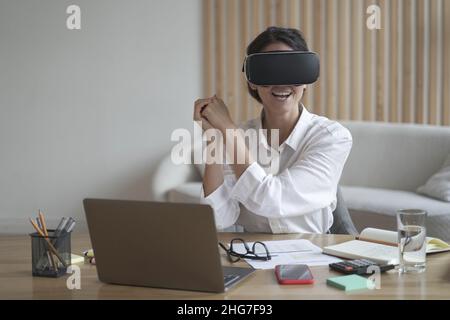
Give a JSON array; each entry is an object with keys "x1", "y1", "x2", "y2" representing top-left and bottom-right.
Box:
[
  {"x1": 323, "y1": 227, "x2": 450, "y2": 265},
  {"x1": 327, "y1": 274, "x2": 373, "y2": 292},
  {"x1": 71, "y1": 254, "x2": 85, "y2": 264}
]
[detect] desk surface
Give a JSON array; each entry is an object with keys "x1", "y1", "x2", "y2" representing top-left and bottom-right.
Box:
[{"x1": 1, "y1": 232, "x2": 449, "y2": 299}]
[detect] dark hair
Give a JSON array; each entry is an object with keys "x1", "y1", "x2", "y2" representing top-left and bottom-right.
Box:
[{"x1": 246, "y1": 26, "x2": 309, "y2": 104}]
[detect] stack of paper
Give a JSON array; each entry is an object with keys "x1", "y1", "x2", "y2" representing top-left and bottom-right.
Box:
[{"x1": 231, "y1": 239, "x2": 342, "y2": 270}]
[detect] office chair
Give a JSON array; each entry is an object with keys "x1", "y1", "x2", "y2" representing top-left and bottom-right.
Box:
[
  {"x1": 330, "y1": 186, "x2": 358, "y2": 235},
  {"x1": 227, "y1": 186, "x2": 358, "y2": 235}
]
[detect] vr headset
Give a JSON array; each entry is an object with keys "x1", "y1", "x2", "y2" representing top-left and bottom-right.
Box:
[{"x1": 242, "y1": 51, "x2": 320, "y2": 86}]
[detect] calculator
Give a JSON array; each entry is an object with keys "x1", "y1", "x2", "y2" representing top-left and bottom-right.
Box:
[{"x1": 329, "y1": 259, "x2": 396, "y2": 275}]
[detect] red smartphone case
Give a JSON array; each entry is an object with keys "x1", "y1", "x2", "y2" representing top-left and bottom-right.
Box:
[{"x1": 275, "y1": 265, "x2": 314, "y2": 285}]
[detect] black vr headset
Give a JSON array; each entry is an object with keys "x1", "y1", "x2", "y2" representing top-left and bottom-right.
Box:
[{"x1": 242, "y1": 51, "x2": 320, "y2": 86}]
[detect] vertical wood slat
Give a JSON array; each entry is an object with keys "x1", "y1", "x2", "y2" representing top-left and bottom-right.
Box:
[
  {"x1": 410, "y1": 0, "x2": 418, "y2": 123},
  {"x1": 435, "y1": 0, "x2": 444, "y2": 125},
  {"x1": 239, "y1": 0, "x2": 250, "y2": 122},
  {"x1": 383, "y1": 0, "x2": 391, "y2": 122},
  {"x1": 351, "y1": 0, "x2": 363, "y2": 121},
  {"x1": 226, "y1": 0, "x2": 237, "y2": 121},
  {"x1": 295, "y1": 0, "x2": 307, "y2": 107},
  {"x1": 376, "y1": 0, "x2": 387, "y2": 122},
  {"x1": 415, "y1": 0, "x2": 426, "y2": 124},
  {"x1": 265, "y1": 0, "x2": 273, "y2": 28},
  {"x1": 203, "y1": 0, "x2": 213, "y2": 98},
  {"x1": 370, "y1": 2, "x2": 378, "y2": 121},
  {"x1": 276, "y1": 0, "x2": 286, "y2": 27},
  {"x1": 288, "y1": 0, "x2": 298, "y2": 29},
  {"x1": 363, "y1": 0, "x2": 371, "y2": 121},
  {"x1": 311, "y1": 0, "x2": 324, "y2": 116},
  {"x1": 428, "y1": 0, "x2": 439, "y2": 125},
  {"x1": 338, "y1": 0, "x2": 350, "y2": 120},
  {"x1": 251, "y1": 0, "x2": 262, "y2": 119},
  {"x1": 397, "y1": 0, "x2": 404, "y2": 122},
  {"x1": 444, "y1": 0, "x2": 450, "y2": 126},
  {"x1": 205, "y1": 0, "x2": 450, "y2": 127},
  {"x1": 389, "y1": 0, "x2": 399, "y2": 122},
  {"x1": 326, "y1": 0, "x2": 337, "y2": 119},
  {"x1": 252, "y1": 0, "x2": 261, "y2": 39},
  {"x1": 320, "y1": 0, "x2": 328, "y2": 117},
  {"x1": 302, "y1": 0, "x2": 314, "y2": 109},
  {"x1": 214, "y1": 0, "x2": 224, "y2": 99},
  {"x1": 402, "y1": 0, "x2": 413, "y2": 123}
]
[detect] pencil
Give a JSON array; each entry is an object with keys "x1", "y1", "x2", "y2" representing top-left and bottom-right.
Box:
[
  {"x1": 31, "y1": 217, "x2": 58, "y2": 271},
  {"x1": 355, "y1": 236, "x2": 398, "y2": 247},
  {"x1": 37, "y1": 210, "x2": 58, "y2": 270},
  {"x1": 38, "y1": 210, "x2": 49, "y2": 237},
  {"x1": 36, "y1": 217, "x2": 55, "y2": 270}
]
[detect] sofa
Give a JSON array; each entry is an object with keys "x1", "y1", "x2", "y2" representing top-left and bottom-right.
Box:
[{"x1": 150, "y1": 121, "x2": 450, "y2": 241}]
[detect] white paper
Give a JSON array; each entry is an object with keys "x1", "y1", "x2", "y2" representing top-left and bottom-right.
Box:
[{"x1": 231, "y1": 239, "x2": 342, "y2": 270}]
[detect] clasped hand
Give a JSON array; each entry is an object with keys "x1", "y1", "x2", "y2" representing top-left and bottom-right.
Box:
[{"x1": 193, "y1": 95, "x2": 236, "y2": 133}]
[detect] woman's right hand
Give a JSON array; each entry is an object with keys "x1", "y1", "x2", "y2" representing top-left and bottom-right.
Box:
[{"x1": 193, "y1": 97, "x2": 214, "y2": 131}]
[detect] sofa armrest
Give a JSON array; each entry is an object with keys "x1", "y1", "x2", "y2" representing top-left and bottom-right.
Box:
[{"x1": 150, "y1": 152, "x2": 202, "y2": 201}]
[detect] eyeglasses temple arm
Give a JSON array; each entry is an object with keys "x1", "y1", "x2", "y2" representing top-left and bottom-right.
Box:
[{"x1": 218, "y1": 242, "x2": 229, "y2": 252}]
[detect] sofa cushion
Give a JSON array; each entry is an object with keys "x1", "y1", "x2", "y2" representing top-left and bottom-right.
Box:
[
  {"x1": 341, "y1": 186, "x2": 450, "y2": 241},
  {"x1": 340, "y1": 121, "x2": 450, "y2": 191},
  {"x1": 417, "y1": 153, "x2": 450, "y2": 202}
]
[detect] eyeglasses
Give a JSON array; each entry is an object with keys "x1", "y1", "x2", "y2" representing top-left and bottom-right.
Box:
[{"x1": 219, "y1": 238, "x2": 271, "y2": 263}]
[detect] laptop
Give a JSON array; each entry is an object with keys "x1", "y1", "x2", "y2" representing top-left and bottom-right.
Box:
[{"x1": 83, "y1": 199, "x2": 255, "y2": 293}]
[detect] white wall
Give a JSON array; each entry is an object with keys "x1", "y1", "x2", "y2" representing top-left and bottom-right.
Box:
[{"x1": 0, "y1": 0, "x2": 202, "y2": 233}]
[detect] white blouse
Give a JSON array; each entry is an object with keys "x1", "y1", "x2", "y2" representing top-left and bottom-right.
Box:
[{"x1": 200, "y1": 105, "x2": 353, "y2": 234}]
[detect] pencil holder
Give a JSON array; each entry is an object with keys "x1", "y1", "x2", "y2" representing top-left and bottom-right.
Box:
[{"x1": 30, "y1": 229, "x2": 71, "y2": 277}]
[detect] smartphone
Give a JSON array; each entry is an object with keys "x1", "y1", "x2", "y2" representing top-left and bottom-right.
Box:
[{"x1": 275, "y1": 264, "x2": 314, "y2": 285}]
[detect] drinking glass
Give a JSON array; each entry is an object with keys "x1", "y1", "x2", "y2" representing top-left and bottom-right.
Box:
[{"x1": 397, "y1": 209, "x2": 427, "y2": 273}]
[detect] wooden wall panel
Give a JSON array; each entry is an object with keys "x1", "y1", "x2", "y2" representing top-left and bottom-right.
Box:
[{"x1": 203, "y1": 0, "x2": 450, "y2": 126}]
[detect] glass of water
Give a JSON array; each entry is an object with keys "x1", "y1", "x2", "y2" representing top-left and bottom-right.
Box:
[{"x1": 397, "y1": 209, "x2": 427, "y2": 273}]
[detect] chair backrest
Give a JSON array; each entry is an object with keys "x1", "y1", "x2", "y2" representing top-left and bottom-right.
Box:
[
  {"x1": 340, "y1": 121, "x2": 450, "y2": 191},
  {"x1": 330, "y1": 186, "x2": 358, "y2": 235}
]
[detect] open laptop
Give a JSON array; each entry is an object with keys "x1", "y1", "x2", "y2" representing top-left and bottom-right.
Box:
[{"x1": 83, "y1": 199, "x2": 255, "y2": 293}]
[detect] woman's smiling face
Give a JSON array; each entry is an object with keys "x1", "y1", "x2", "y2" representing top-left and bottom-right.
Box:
[{"x1": 249, "y1": 42, "x2": 306, "y2": 111}]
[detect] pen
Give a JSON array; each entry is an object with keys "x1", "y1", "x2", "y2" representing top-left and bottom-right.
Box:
[
  {"x1": 53, "y1": 218, "x2": 76, "y2": 248},
  {"x1": 66, "y1": 219, "x2": 76, "y2": 233},
  {"x1": 54, "y1": 217, "x2": 69, "y2": 237},
  {"x1": 51, "y1": 217, "x2": 67, "y2": 248}
]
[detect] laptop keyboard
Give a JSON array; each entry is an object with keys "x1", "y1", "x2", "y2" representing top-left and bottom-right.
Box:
[{"x1": 223, "y1": 274, "x2": 240, "y2": 287}]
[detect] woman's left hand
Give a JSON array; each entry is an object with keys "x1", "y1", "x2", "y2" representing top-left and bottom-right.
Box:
[{"x1": 201, "y1": 95, "x2": 237, "y2": 133}]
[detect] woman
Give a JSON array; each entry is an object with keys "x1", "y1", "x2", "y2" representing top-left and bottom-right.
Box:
[{"x1": 193, "y1": 27, "x2": 352, "y2": 234}]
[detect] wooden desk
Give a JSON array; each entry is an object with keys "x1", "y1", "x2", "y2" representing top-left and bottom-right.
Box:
[{"x1": 1, "y1": 232, "x2": 449, "y2": 299}]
